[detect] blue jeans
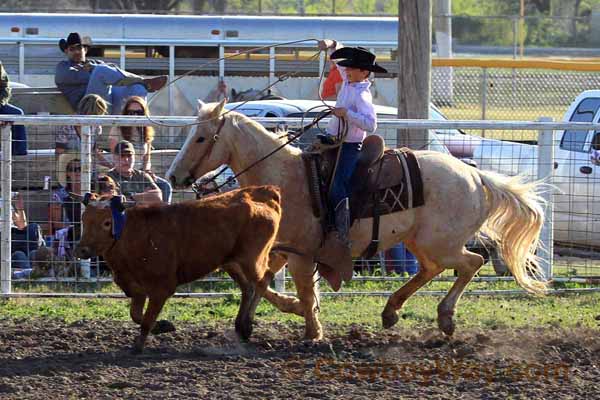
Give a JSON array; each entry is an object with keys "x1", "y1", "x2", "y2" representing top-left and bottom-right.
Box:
[
  {"x1": 329, "y1": 142, "x2": 362, "y2": 209},
  {"x1": 12, "y1": 223, "x2": 44, "y2": 255},
  {"x1": 86, "y1": 65, "x2": 147, "y2": 113},
  {"x1": 154, "y1": 175, "x2": 173, "y2": 204},
  {"x1": 0, "y1": 103, "x2": 27, "y2": 155},
  {"x1": 11, "y1": 250, "x2": 30, "y2": 270}
]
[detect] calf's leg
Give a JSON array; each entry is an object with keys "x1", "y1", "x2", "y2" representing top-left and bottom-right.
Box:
[
  {"x1": 247, "y1": 270, "x2": 274, "y2": 326},
  {"x1": 133, "y1": 293, "x2": 169, "y2": 354},
  {"x1": 222, "y1": 262, "x2": 254, "y2": 340},
  {"x1": 129, "y1": 294, "x2": 146, "y2": 325}
]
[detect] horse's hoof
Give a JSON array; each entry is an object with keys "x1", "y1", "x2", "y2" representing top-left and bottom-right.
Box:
[
  {"x1": 303, "y1": 332, "x2": 323, "y2": 341},
  {"x1": 438, "y1": 316, "x2": 455, "y2": 337},
  {"x1": 151, "y1": 320, "x2": 176, "y2": 335},
  {"x1": 303, "y1": 324, "x2": 323, "y2": 341},
  {"x1": 132, "y1": 341, "x2": 144, "y2": 354},
  {"x1": 382, "y1": 309, "x2": 399, "y2": 329},
  {"x1": 235, "y1": 318, "x2": 253, "y2": 341}
]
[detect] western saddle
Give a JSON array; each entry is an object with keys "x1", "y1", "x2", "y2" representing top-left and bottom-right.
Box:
[{"x1": 302, "y1": 134, "x2": 424, "y2": 289}]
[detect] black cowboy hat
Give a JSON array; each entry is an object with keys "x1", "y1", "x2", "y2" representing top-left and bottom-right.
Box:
[
  {"x1": 59, "y1": 32, "x2": 92, "y2": 53},
  {"x1": 330, "y1": 46, "x2": 388, "y2": 74}
]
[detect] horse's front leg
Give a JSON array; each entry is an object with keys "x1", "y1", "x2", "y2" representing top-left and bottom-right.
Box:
[{"x1": 287, "y1": 254, "x2": 322, "y2": 340}]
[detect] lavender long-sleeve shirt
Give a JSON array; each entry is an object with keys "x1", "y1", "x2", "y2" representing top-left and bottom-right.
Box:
[{"x1": 326, "y1": 64, "x2": 377, "y2": 143}]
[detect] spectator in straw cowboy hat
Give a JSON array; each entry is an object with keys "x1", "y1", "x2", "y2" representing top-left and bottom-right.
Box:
[
  {"x1": 317, "y1": 39, "x2": 387, "y2": 263},
  {"x1": 55, "y1": 32, "x2": 168, "y2": 113}
]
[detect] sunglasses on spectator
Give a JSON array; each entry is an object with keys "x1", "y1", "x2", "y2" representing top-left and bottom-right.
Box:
[
  {"x1": 67, "y1": 166, "x2": 81, "y2": 173},
  {"x1": 125, "y1": 109, "x2": 145, "y2": 116}
]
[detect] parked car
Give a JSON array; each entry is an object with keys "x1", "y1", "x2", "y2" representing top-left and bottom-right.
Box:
[{"x1": 225, "y1": 99, "x2": 453, "y2": 153}]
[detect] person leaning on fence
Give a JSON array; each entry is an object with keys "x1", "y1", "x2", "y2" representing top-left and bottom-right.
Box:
[
  {"x1": 54, "y1": 32, "x2": 168, "y2": 113},
  {"x1": 0, "y1": 192, "x2": 47, "y2": 278},
  {"x1": 317, "y1": 39, "x2": 387, "y2": 261},
  {"x1": 107, "y1": 140, "x2": 163, "y2": 205},
  {"x1": 107, "y1": 96, "x2": 172, "y2": 203},
  {"x1": 55, "y1": 93, "x2": 113, "y2": 171},
  {"x1": 0, "y1": 59, "x2": 27, "y2": 155}
]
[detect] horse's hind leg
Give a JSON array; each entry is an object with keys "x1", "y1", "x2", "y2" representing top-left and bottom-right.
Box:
[
  {"x1": 437, "y1": 250, "x2": 484, "y2": 336},
  {"x1": 382, "y1": 241, "x2": 444, "y2": 329}
]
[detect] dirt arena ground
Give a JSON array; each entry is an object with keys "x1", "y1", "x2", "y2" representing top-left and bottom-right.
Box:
[{"x1": 0, "y1": 319, "x2": 598, "y2": 399}]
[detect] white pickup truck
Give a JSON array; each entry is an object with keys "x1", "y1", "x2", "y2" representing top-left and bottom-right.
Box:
[{"x1": 440, "y1": 90, "x2": 600, "y2": 248}]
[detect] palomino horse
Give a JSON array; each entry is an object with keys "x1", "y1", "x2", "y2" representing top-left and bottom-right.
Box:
[{"x1": 166, "y1": 100, "x2": 548, "y2": 340}]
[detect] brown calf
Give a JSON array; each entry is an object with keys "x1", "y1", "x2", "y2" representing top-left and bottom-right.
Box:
[{"x1": 74, "y1": 185, "x2": 282, "y2": 353}]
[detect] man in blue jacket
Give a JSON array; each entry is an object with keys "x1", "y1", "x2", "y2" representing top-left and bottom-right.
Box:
[
  {"x1": 0, "y1": 60, "x2": 27, "y2": 155},
  {"x1": 55, "y1": 32, "x2": 167, "y2": 113}
]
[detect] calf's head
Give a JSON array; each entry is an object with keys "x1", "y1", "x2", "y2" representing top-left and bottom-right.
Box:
[{"x1": 72, "y1": 193, "x2": 123, "y2": 259}]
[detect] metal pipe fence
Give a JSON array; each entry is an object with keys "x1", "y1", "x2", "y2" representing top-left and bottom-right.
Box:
[{"x1": 2, "y1": 115, "x2": 600, "y2": 298}]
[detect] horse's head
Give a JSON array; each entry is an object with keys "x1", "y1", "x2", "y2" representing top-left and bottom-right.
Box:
[{"x1": 167, "y1": 99, "x2": 232, "y2": 189}]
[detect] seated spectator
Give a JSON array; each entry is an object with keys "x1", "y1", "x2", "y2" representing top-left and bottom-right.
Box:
[
  {"x1": 0, "y1": 60, "x2": 27, "y2": 155},
  {"x1": 48, "y1": 154, "x2": 83, "y2": 262},
  {"x1": 108, "y1": 96, "x2": 172, "y2": 203},
  {"x1": 55, "y1": 93, "x2": 113, "y2": 171},
  {"x1": 0, "y1": 192, "x2": 47, "y2": 278},
  {"x1": 55, "y1": 32, "x2": 167, "y2": 113},
  {"x1": 107, "y1": 140, "x2": 163, "y2": 205}
]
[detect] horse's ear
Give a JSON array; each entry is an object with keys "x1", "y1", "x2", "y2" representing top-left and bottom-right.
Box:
[
  {"x1": 211, "y1": 98, "x2": 227, "y2": 118},
  {"x1": 197, "y1": 99, "x2": 206, "y2": 113}
]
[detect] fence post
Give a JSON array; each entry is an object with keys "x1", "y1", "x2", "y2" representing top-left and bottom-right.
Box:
[
  {"x1": 269, "y1": 46, "x2": 275, "y2": 88},
  {"x1": 537, "y1": 117, "x2": 554, "y2": 281},
  {"x1": 274, "y1": 266, "x2": 285, "y2": 293},
  {"x1": 18, "y1": 42, "x2": 25, "y2": 84},
  {"x1": 80, "y1": 125, "x2": 93, "y2": 279},
  {"x1": 1, "y1": 125, "x2": 12, "y2": 295},
  {"x1": 120, "y1": 45, "x2": 126, "y2": 69},
  {"x1": 480, "y1": 67, "x2": 488, "y2": 137},
  {"x1": 168, "y1": 45, "x2": 176, "y2": 143}
]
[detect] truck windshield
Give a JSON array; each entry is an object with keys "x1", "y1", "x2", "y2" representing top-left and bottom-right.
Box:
[{"x1": 560, "y1": 98, "x2": 600, "y2": 152}]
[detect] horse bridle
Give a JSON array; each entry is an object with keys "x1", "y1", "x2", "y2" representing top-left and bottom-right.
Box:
[
  {"x1": 191, "y1": 110, "x2": 334, "y2": 198},
  {"x1": 187, "y1": 116, "x2": 227, "y2": 183}
]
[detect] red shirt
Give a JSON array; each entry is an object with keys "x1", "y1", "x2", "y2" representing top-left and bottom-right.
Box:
[{"x1": 321, "y1": 63, "x2": 343, "y2": 99}]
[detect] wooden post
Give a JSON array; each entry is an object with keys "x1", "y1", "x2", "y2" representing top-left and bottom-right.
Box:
[
  {"x1": 397, "y1": 0, "x2": 432, "y2": 150},
  {"x1": 434, "y1": 0, "x2": 453, "y2": 106}
]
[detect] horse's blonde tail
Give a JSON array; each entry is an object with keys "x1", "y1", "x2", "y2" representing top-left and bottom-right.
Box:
[{"x1": 476, "y1": 169, "x2": 548, "y2": 295}]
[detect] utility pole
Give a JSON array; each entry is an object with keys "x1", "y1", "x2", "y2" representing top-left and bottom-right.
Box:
[
  {"x1": 397, "y1": 0, "x2": 432, "y2": 150},
  {"x1": 434, "y1": 0, "x2": 453, "y2": 105}
]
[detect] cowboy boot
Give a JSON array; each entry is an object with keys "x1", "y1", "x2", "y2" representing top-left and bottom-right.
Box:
[
  {"x1": 116, "y1": 73, "x2": 168, "y2": 93},
  {"x1": 334, "y1": 197, "x2": 351, "y2": 246},
  {"x1": 316, "y1": 198, "x2": 354, "y2": 287}
]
